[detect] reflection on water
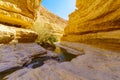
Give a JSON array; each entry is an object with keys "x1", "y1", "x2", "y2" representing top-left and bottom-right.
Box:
[
  {"x1": 24, "y1": 47, "x2": 77, "y2": 68},
  {"x1": 55, "y1": 47, "x2": 77, "y2": 61},
  {"x1": 0, "y1": 47, "x2": 77, "y2": 80}
]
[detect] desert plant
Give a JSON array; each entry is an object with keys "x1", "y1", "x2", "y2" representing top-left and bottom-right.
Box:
[{"x1": 31, "y1": 20, "x2": 58, "y2": 48}]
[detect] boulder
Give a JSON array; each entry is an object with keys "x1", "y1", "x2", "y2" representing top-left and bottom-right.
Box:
[
  {"x1": 0, "y1": 43, "x2": 46, "y2": 73},
  {"x1": 0, "y1": 24, "x2": 38, "y2": 43},
  {"x1": 5, "y1": 44, "x2": 120, "y2": 80},
  {"x1": 0, "y1": 0, "x2": 41, "y2": 27},
  {"x1": 62, "y1": 0, "x2": 120, "y2": 50}
]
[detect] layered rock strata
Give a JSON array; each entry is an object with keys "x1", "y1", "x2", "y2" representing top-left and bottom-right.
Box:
[
  {"x1": 5, "y1": 43, "x2": 120, "y2": 80},
  {"x1": 0, "y1": 24, "x2": 14, "y2": 43},
  {"x1": 62, "y1": 0, "x2": 120, "y2": 49},
  {"x1": 0, "y1": 0, "x2": 44, "y2": 75},
  {"x1": 0, "y1": 24, "x2": 38, "y2": 43},
  {"x1": 31, "y1": 6, "x2": 67, "y2": 41},
  {"x1": 0, "y1": 0, "x2": 41, "y2": 27}
]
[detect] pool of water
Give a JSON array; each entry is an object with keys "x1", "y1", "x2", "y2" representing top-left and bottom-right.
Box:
[
  {"x1": 24, "y1": 47, "x2": 77, "y2": 69},
  {"x1": 0, "y1": 47, "x2": 77, "y2": 80}
]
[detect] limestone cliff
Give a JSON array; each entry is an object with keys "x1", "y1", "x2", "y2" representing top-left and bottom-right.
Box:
[
  {"x1": 31, "y1": 5, "x2": 67, "y2": 41},
  {"x1": 0, "y1": 0, "x2": 41, "y2": 28},
  {"x1": 62, "y1": 0, "x2": 120, "y2": 51},
  {"x1": 0, "y1": 0, "x2": 41, "y2": 43},
  {"x1": 0, "y1": 0, "x2": 66, "y2": 43}
]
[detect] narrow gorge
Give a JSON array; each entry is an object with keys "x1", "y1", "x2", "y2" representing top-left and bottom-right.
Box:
[{"x1": 0, "y1": 0, "x2": 120, "y2": 80}]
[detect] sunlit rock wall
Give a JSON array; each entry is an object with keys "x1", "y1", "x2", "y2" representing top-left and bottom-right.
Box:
[
  {"x1": 0, "y1": 0, "x2": 41, "y2": 43},
  {"x1": 61, "y1": 0, "x2": 120, "y2": 50},
  {"x1": 0, "y1": 0, "x2": 41, "y2": 28},
  {"x1": 31, "y1": 6, "x2": 67, "y2": 42}
]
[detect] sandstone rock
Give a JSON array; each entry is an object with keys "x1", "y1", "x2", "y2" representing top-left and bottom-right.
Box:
[
  {"x1": 5, "y1": 44, "x2": 120, "y2": 80},
  {"x1": 0, "y1": 24, "x2": 14, "y2": 43},
  {"x1": 13, "y1": 28, "x2": 38, "y2": 43},
  {"x1": 38, "y1": 6, "x2": 67, "y2": 35},
  {"x1": 0, "y1": 24, "x2": 38, "y2": 43},
  {"x1": 31, "y1": 6, "x2": 67, "y2": 41},
  {"x1": 45, "y1": 50, "x2": 58, "y2": 57},
  {"x1": 0, "y1": 43, "x2": 46, "y2": 73},
  {"x1": 55, "y1": 42, "x2": 84, "y2": 55},
  {"x1": 62, "y1": 0, "x2": 120, "y2": 48},
  {"x1": 0, "y1": 0, "x2": 41, "y2": 27}
]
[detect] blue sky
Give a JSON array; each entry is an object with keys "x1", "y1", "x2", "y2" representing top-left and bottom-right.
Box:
[{"x1": 42, "y1": 0, "x2": 76, "y2": 20}]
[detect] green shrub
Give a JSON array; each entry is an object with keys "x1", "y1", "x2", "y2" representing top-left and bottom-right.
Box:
[{"x1": 31, "y1": 21, "x2": 58, "y2": 46}]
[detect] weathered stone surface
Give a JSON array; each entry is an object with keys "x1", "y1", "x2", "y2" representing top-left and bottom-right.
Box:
[
  {"x1": 0, "y1": 43, "x2": 46, "y2": 73},
  {"x1": 13, "y1": 27, "x2": 38, "y2": 43},
  {"x1": 5, "y1": 43, "x2": 120, "y2": 80},
  {"x1": 31, "y1": 6, "x2": 67, "y2": 41},
  {"x1": 0, "y1": 0, "x2": 41, "y2": 27},
  {"x1": 0, "y1": 24, "x2": 38, "y2": 43},
  {"x1": 62, "y1": 0, "x2": 120, "y2": 46},
  {"x1": 0, "y1": 24, "x2": 14, "y2": 43},
  {"x1": 45, "y1": 50, "x2": 58, "y2": 57},
  {"x1": 55, "y1": 42, "x2": 84, "y2": 55}
]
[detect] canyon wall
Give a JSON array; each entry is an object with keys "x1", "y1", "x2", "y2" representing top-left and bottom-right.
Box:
[
  {"x1": 0, "y1": 0, "x2": 41, "y2": 28},
  {"x1": 0, "y1": 0, "x2": 41, "y2": 43},
  {"x1": 31, "y1": 6, "x2": 67, "y2": 42},
  {"x1": 61, "y1": 0, "x2": 120, "y2": 51},
  {"x1": 0, "y1": 0, "x2": 67, "y2": 43}
]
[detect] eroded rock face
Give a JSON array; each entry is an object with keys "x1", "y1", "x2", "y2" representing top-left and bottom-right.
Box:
[
  {"x1": 62, "y1": 0, "x2": 120, "y2": 48},
  {"x1": 5, "y1": 44, "x2": 120, "y2": 80},
  {"x1": 13, "y1": 27, "x2": 38, "y2": 43},
  {"x1": 0, "y1": 24, "x2": 14, "y2": 43},
  {"x1": 0, "y1": 43, "x2": 46, "y2": 73},
  {"x1": 31, "y1": 6, "x2": 67, "y2": 41},
  {"x1": 0, "y1": 0, "x2": 41, "y2": 27},
  {"x1": 0, "y1": 24, "x2": 38, "y2": 43}
]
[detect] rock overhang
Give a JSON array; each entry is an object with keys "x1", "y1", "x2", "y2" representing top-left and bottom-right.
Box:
[
  {"x1": 61, "y1": 0, "x2": 120, "y2": 51},
  {"x1": 0, "y1": 0, "x2": 41, "y2": 28}
]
